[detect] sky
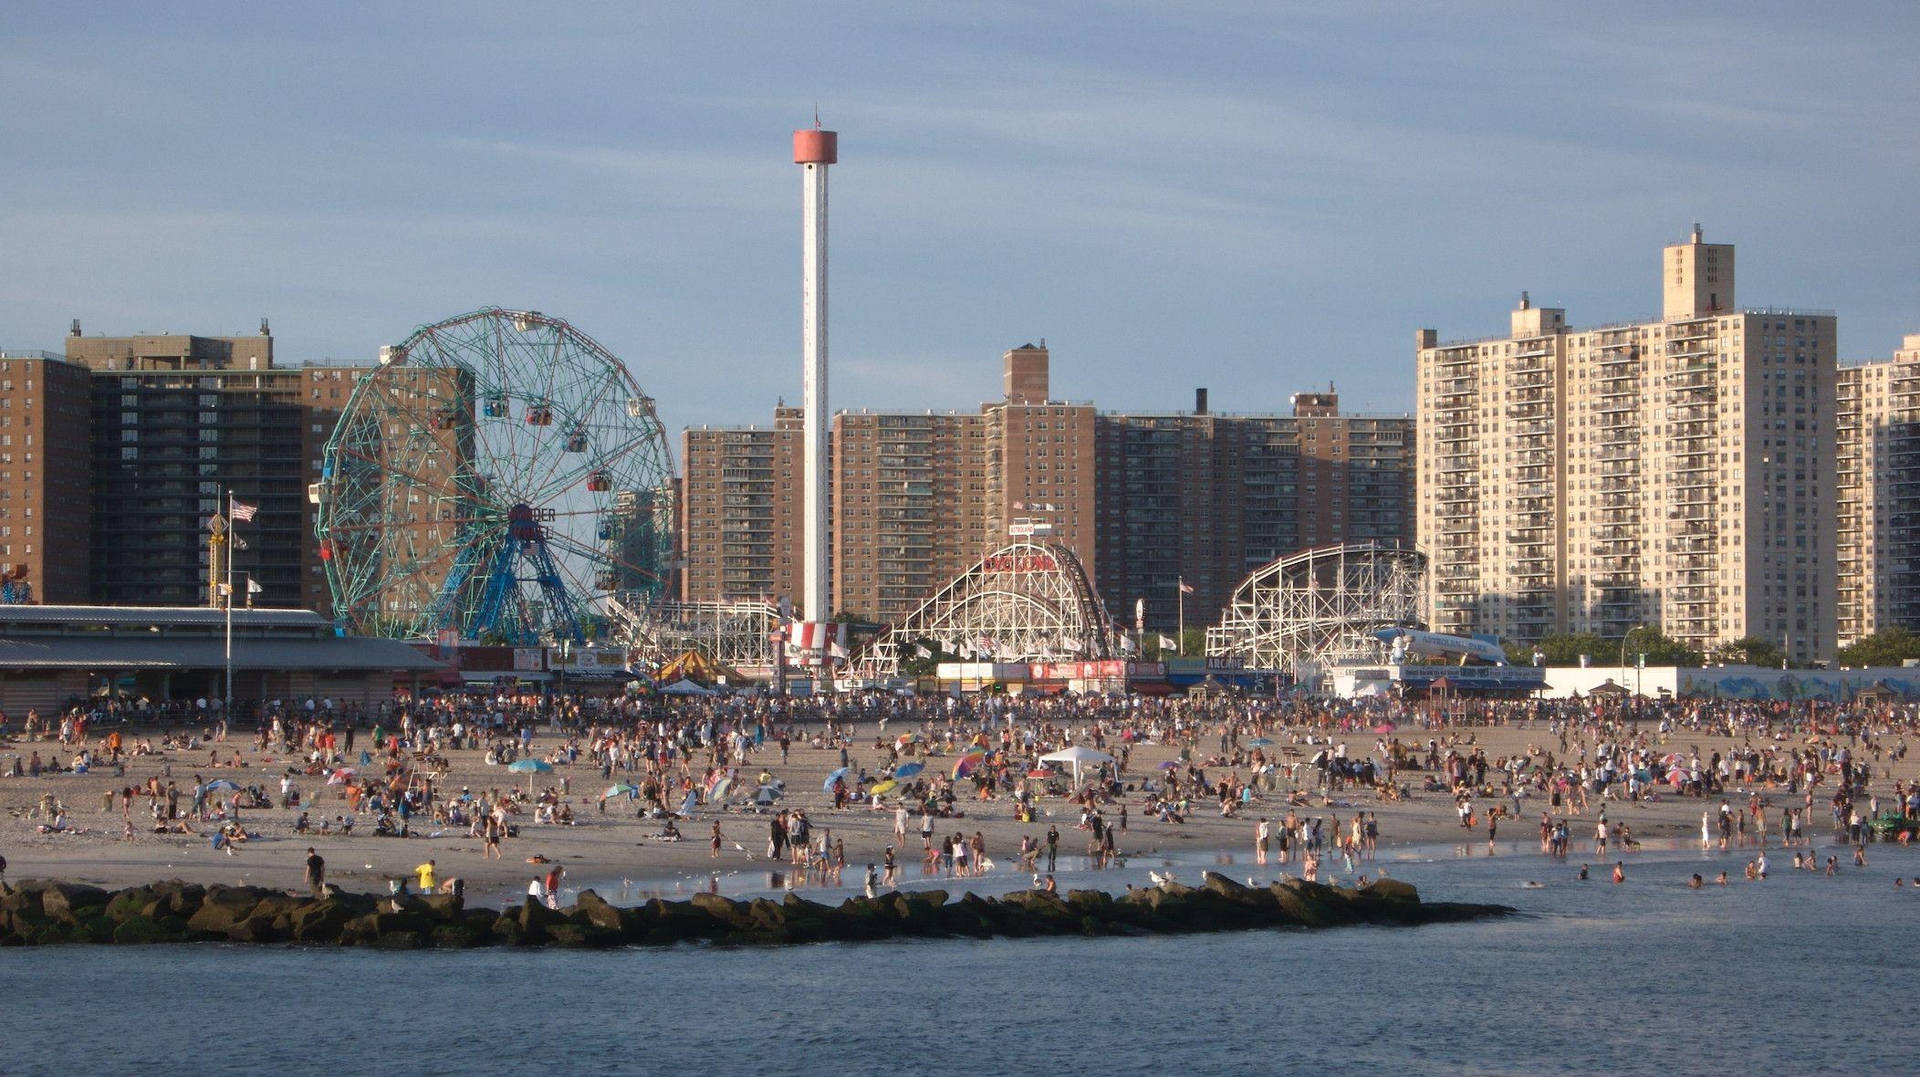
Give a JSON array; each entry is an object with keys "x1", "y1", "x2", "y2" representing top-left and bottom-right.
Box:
[{"x1": 3, "y1": 2, "x2": 1916, "y2": 433}]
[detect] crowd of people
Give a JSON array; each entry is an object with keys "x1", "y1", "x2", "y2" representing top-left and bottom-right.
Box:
[{"x1": 4, "y1": 683, "x2": 1920, "y2": 898}]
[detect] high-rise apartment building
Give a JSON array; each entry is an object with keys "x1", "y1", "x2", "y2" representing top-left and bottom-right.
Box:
[
  {"x1": 1836, "y1": 333, "x2": 1920, "y2": 643},
  {"x1": 834, "y1": 408, "x2": 989, "y2": 621},
  {"x1": 680, "y1": 342, "x2": 1412, "y2": 637},
  {"x1": 1094, "y1": 391, "x2": 1413, "y2": 632},
  {"x1": 680, "y1": 406, "x2": 805, "y2": 606},
  {"x1": 682, "y1": 346, "x2": 1095, "y2": 624},
  {"x1": 982, "y1": 344, "x2": 1097, "y2": 588},
  {"x1": 0, "y1": 350, "x2": 93, "y2": 603},
  {"x1": 37, "y1": 325, "x2": 372, "y2": 612},
  {"x1": 1417, "y1": 228, "x2": 1837, "y2": 662}
]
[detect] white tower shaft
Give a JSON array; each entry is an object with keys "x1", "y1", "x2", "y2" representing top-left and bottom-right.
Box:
[
  {"x1": 793, "y1": 127, "x2": 838, "y2": 626},
  {"x1": 801, "y1": 157, "x2": 829, "y2": 622}
]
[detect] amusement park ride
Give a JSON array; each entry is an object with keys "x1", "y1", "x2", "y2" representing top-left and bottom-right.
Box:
[
  {"x1": 314, "y1": 308, "x2": 675, "y2": 648},
  {"x1": 306, "y1": 307, "x2": 1469, "y2": 694}
]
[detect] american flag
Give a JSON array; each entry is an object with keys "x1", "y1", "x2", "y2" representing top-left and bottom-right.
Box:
[{"x1": 229, "y1": 498, "x2": 258, "y2": 523}]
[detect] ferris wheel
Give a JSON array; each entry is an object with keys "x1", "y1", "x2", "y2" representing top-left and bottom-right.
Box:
[{"x1": 315, "y1": 307, "x2": 675, "y2": 645}]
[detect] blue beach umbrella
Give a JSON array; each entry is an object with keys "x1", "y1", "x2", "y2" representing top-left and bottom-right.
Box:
[{"x1": 894, "y1": 762, "x2": 925, "y2": 779}]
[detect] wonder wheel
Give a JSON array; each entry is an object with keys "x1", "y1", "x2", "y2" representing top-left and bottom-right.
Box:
[{"x1": 316, "y1": 308, "x2": 675, "y2": 644}]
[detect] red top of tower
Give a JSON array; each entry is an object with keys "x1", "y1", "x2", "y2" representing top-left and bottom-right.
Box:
[{"x1": 794, "y1": 129, "x2": 837, "y2": 165}]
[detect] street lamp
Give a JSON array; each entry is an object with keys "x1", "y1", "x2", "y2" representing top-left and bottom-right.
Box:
[{"x1": 1619, "y1": 624, "x2": 1653, "y2": 698}]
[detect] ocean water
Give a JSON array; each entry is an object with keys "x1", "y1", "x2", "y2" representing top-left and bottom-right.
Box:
[{"x1": 1, "y1": 840, "x2": 1911, "y2": 1076}]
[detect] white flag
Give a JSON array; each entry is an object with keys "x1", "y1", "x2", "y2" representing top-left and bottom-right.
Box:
[
  {"x1": 247, "y1": 578, "x2": 264, "y2": 594},
  {"x1": 1157, "y1": 634, "x2": 1177, "y2": 650}
]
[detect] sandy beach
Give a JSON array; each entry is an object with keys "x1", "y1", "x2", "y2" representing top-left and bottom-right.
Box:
[{"x1": 0, "y1": 708, "x2": 1887, "y2": 907}]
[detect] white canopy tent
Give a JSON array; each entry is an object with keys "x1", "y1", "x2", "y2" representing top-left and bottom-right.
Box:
[{"x1": 1039, "y1": 745, "x2": 1115, "y2": 788}]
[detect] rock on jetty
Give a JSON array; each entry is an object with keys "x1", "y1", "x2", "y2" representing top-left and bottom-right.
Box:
[{"x1": 0, "y1": 873, "x2": 1511, "y2": 949}]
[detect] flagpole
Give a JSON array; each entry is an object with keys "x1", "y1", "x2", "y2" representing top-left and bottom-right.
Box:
[
  {"x1": 1177, "y1": 578, "x2": 1185, "y2": 657},
  {"x1": 224, "y1": 490, "x2": 234, "y2": 720}
]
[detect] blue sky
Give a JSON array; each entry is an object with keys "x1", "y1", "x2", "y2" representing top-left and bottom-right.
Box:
[{"x1": 3, "y1": 2, "x2": 1915, "y2": 430}]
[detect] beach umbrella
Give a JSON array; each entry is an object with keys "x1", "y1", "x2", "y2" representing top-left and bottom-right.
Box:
[
  {"x1": 952, "y1": 752, "x2": 985, "y2": 779},
  {"x1": 870, "y1": 779, "x2": 899, "y2": 797},
  {"x1": 823, "y1": 766, "x2": 853, "y2": 794},
  {"x1": 1157, "y1": 760, "x2": 1180, "y2": 771},
  {"x1": 203, "y1": 779, "x2": 242, "y2": 792},
  {"x1": 754, "y1": 783, "x2": 784, "y2": 804},
  {"x1": 894, "y1": 762, "x2": 925, "y2": 779},
  {"x1": 710, "y1": 777, "x2": 733, "y2": 803},
  {"x1": 605, "y1": 783, "x2": 638, "y2": 798},
  {"x1": 326, "y1": 769, "x2": 354, "y2": 786},
  {"x1": 896, "y1": 732, "x2": 923, "y2": 746},
  {"x1": 1247, "y1": 737, "x2": 1275, "y2": 748},
  {"x1": 508, "y1": 758, "x2": 552, "y2": 794},
  {"x1": 1667, "y1": 770, "x2": 1689, "y2": 787}
]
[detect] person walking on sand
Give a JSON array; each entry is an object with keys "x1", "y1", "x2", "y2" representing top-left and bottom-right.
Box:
[
  {"x1": 710, "y1": 820, "x2": 724, "y2": 858},
  {"x1": 305, "y1": 847, "x2": 326, "y2": 897}
]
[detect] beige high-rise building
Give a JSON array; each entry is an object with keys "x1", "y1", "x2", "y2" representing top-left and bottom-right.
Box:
[
  {"x1": 1836, "y1": 334, "x2": 1920, "y2": 644},
  {"x1": 1417, "y1": 228, "x2": 1837, "y2": 662}
]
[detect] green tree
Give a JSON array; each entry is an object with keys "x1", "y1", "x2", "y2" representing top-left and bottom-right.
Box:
[
  {"x1": 1620, "y1": 626, "x2": 1702, "y2": 668},
  {"x1": 1837, "y1": 626, "x2": 1920, "y2": 668},
  {"x1": 897, "y1": 637, "x2": 954, "y2": 678},
  {"x1": 1146, "y1": 628, "x2": 1209, "y2": 659},
  {"x1": 1505, "y1": 629, "x2": 1701, "y2": 668},
  {"x1": 1529, "y1": 634, "x2": 1609, "y2": 666},
  {"x1": 1714, "y1": 636, "x2": 1784, "y2": 669}
]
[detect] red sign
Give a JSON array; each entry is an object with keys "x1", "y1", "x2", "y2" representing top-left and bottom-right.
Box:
[{"x1": 982, "y1": 553, "x2": 1058, "y2": 574}]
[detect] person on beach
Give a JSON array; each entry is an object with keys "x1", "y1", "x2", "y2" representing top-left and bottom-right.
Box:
[
  {"x1": 415, "y1": 859, "x2": 436, "y2": 894},
  {"x1": 710, "y1": 820, "x2": 724, "y2": 859},
  {"x1": 1611, "y1": 861, "x2": 1625, "y2": 884},
  {"x1": 1256, "y1": 817, "x2": 1270, "y2": 865},
  {"x1": 305, "y1": 847, "x2": 325, "y2": 897}
]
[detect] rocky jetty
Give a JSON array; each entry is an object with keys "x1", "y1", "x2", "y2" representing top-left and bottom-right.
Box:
[{"x1": 0, "y1": 873, "x2": 1510, "y2": 949}]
